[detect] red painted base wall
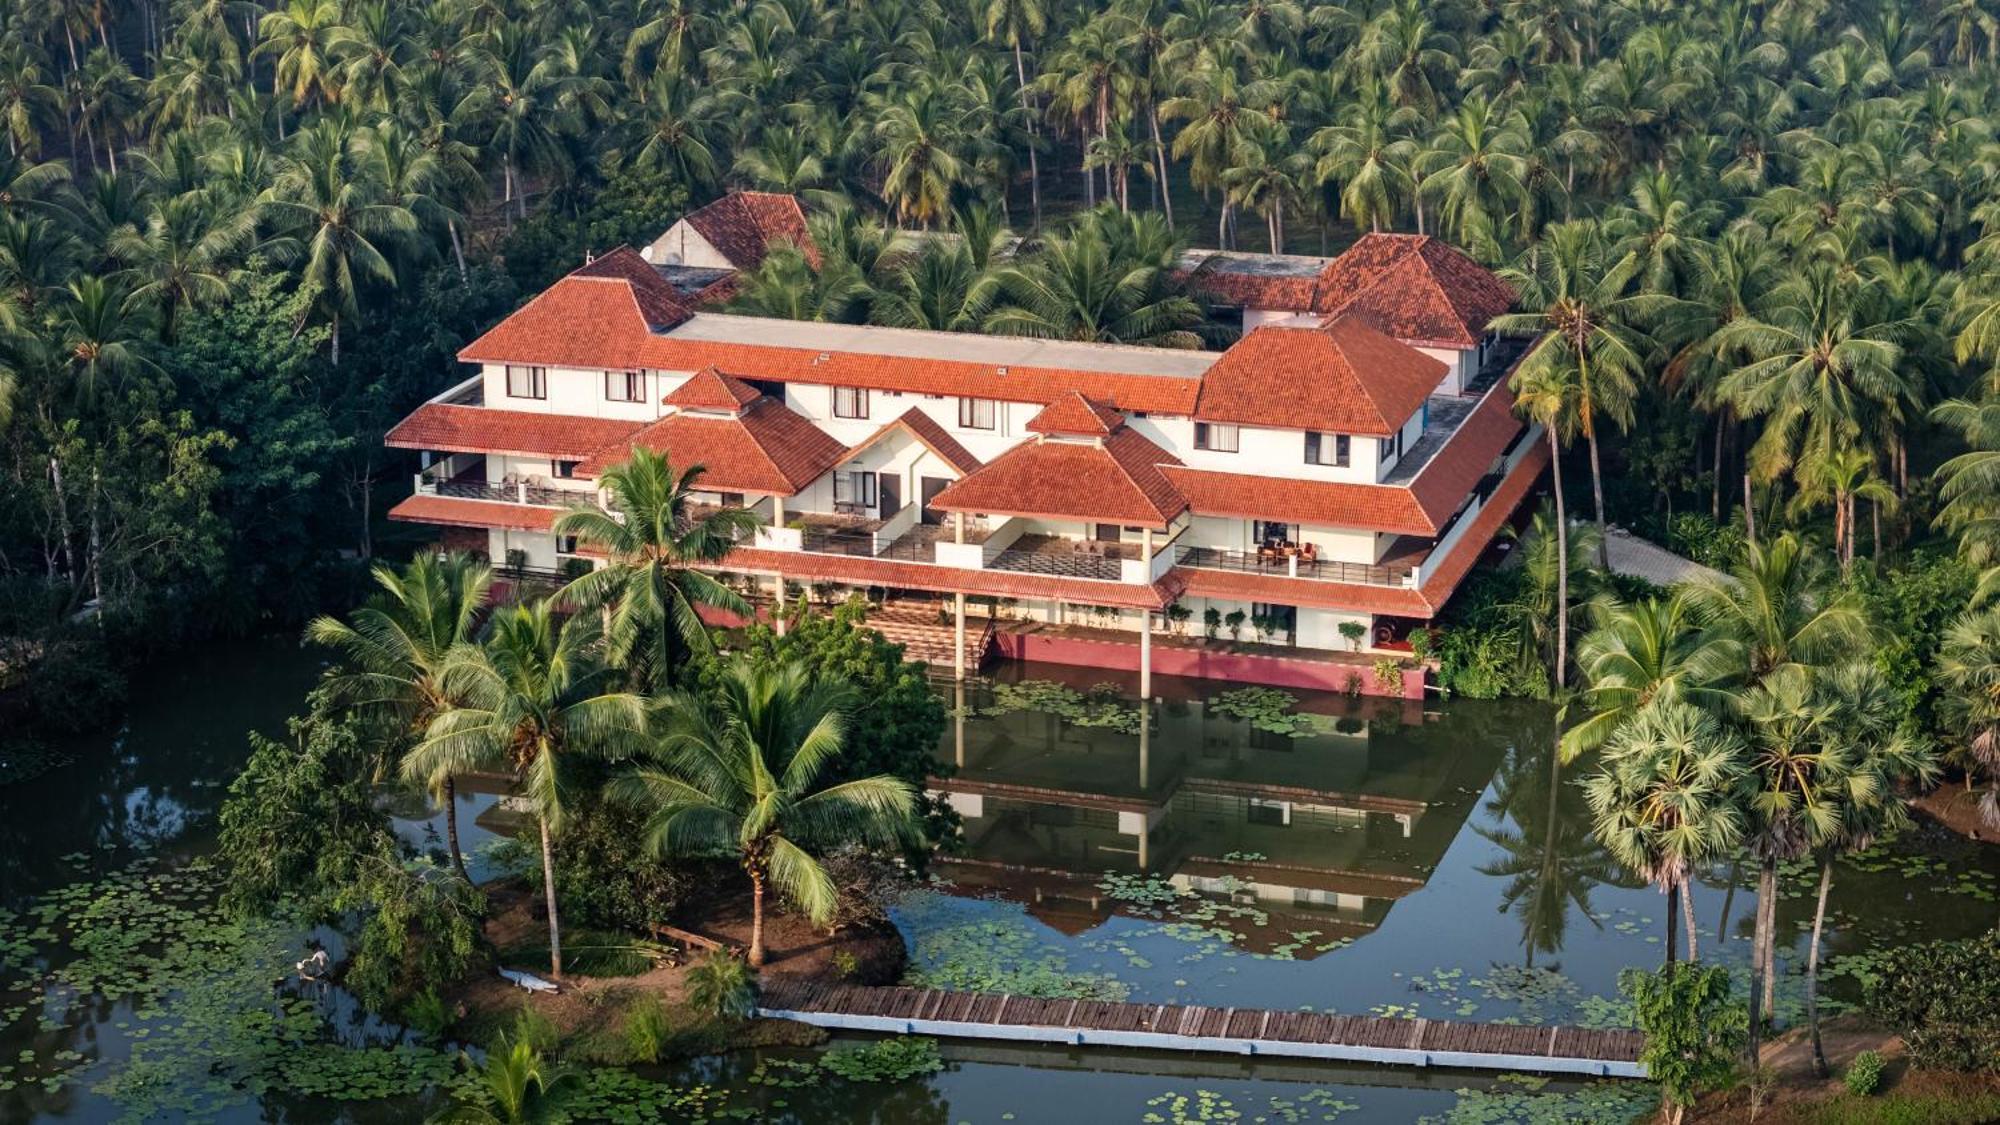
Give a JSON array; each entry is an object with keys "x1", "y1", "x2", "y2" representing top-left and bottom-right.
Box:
[{"x1": 992, "y1": 632, "x2": 1428, "y2": 700}]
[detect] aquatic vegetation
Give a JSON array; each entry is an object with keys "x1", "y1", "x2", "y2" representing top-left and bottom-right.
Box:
[
  {"x1": 1142, "y1": 1087, "x2": 1361, "y2": 1122},
  {"x1": 820, "y1": 1036, "x2": 945, "y2": 1082},
  {"x1": 1417, "y1": 1074, "x2": 1657, "y2": 1124},
  {"x1": 1206, "y1": 688, "x2": 1320, "y2": 737},
  {"x1": 979, "y1": 679, "x2": 1144, "y2": 734},
  {"x1": 896, "y1": 891, "x2": 1129, "y2": 999}
]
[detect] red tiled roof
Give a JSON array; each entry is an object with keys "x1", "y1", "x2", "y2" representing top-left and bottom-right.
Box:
[
  {"x1": 1419, "y1": 436, "x2": 1549, "y2": 606},
  {"x1": 1026, "y1": 391, "x2": 1126, "y2": 436},
  {"x1": 664, "y1": 366, "x2": 761, "y2": 411},
  {"x1": 577, "y1": 398, "x2": 844, "y2": 495},
  {"x1": 713, "y1": 546, "x2": 1178, "y2": 610},
  {"x1": 459, "y1": 248, "x2": 692, "y2": 368},
  {"x1": 387, "y1": 494, "x2": 560, "y2": 533},
  {"x1": 1177, "y1": 260, "x2": 1324, "y2": 312},
  {"x1": 843, "y1": 408, "x2": 983, "y2": 476},
  {"x1": 1194, "y1": 322, "x2": 1444, "y2": 437},
  {"x1": 385, "y1": 403, "x2": 645, "y2": 460},
  {"x1": 1314, "y1": 234, "x2": 1515, "y2": 348},
  {"x1": 930, "y1": 429, "x2": 1187, "y2": 529},
  {"x1": 682, "y1": 191, "x2": 819, "y2": 271},
  {"x1": 1164, "y1": 466, "x2": 1435, "y2": 536},
  {"x1": 1407, "y1": 382, "x2": 1528, "y2": 518}
]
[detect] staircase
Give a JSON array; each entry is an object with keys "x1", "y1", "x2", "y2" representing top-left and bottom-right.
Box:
[{"x1": 868, "y1": 601, "x2": 993, "y2": 672}]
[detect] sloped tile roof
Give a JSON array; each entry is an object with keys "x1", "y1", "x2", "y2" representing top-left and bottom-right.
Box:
[
  {"x1": 459, "y1": 247, "x2": 693, "y2": 368},
  {"x1": 385, "y1": 403, "x2": 646, "y2": 460},
  {"x1": 1174, "y1": 567, "x2": 1432, "y2": 616},
  {"x1": 1163, "y1": 466, "x2": 1437, "y2": 536},
  {"x1": 1026, "y1": 391, "x2": 1126, "y2": 436},
  {"x1": 664, "y1": 366, "x2": 761, "y2": 411},
  {"x1": 387, "y1": 494, "x2": 561, "y2": 533},
  {"x1": 1193, "y1": 322, "x2": 1444, "y2": 437},
  {"x1": 683, "y1": 191, "x2": 819, "y2": 271},
  {"x1": 576, "y1": 398, "x2": 844, "y2": 495},
  {"x1": 930, "y1": 429, "x2": 1187, "y2": 529},
  {"x1": 714, "y1": 546, "x2": 1178, "y2": 610},
  {"x1": 1313, "y1": 234, "x2": 1515, "y2": 348},
  {"x1": 1418, "y1": 438, "x2": 1549, "y2": 607},
  {"x1": 843, "y1": 408, "x2": 983, "y2": 476}
]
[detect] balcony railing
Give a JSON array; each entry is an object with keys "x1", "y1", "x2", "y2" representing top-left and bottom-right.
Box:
[
  {"x1": 800, "y1": 522, "x2": 935, "y2": 562},
  {"x1": 1175, "y1": 545, "x2": 1415, "y2": 588},
  {"x1": 989, "y1": 547, "x2": 1122, "y2": 581},
  {"x1": 418, "y1": 469, "x2": 591, "y2": 509}
]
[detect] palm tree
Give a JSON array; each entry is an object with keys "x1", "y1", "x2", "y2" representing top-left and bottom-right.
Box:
[
  {"x1": 1415, "y1": 99, "x2": 1532, "y2": 262},
  {"x1": 109, "y1": 194, "x2": 256, "y2": 340},
  {"x1": 1933, "y1": 396, "x2": 2000, "y2": 569},
  {"x1": 407, "y1": 604, "x2": 649, "y2": 979},
  {"x1": 1788, "y1": 447, "x2": 1898, "y2": 572},
  {"x1": 428, "y1": 1029, "x2": 571, "y2": 1124},
  {"x1": 873, "y1": 240, "x2": 1000, "y2": 333},
  {"x1": 1160, "y1": 55, "x2": 1278, "y2": 249},
  {"x1": 55, "y1": 274, "x2": 157, "y2": 403},
  {"x1": 472, "y1": 19, "x2": 575, "y2": 221},
  {"x1": 1563, "y1": 593, "x2": 1736, "y2": 762},
  {"x1": 1495, "y1": 220, "x2": 1664, "y2": 569},
  {"x1": 1683, "y1": 532, "x2": 1871, "y2": 689},
  {"x1": 1509, "y1": 370, "x2": 1582, "y2": 691},
  {"x1": 259, "y1": 119, "x2": 417, "y2": 365},
  {"x1": 551, "y1": 449, "x2": 759, "y2": 694},
  {"x1": 986, "y1": 222, "x2": 1203, "y2": 346},
  {"x1": 1497, "y1": 501, "x2": 1602, "y2": 692},
  {"x1": 255, "y1": 0, "x2": 343, "y2": 110},
  {"x1": 614, "y1": 660, "x2": 919, "y2": 966},
  {"x1": 872, "y1": 82, "x2": 969, "y2": 231},
  {"x1": 0, "y1": 42, "x2": 60, "y2": 158},
  {"x1": 628, "y1": 70, "x2": 718, "y2": 191},
  {"x1": 1935, "y1": 607, "x2": 2000, "y2": 830},
  {"x1": 983, "y1": 0, "x2": 1046, "y2": 227},
  {"x1": 1310, "y1": 85, "x2": 1418, "y2": 235},
  {"x1": 307, "y1": 553, "x2": 494, "y2": 883},
  {"x1": 1583, "y1": 699, "x2": 1747, "y2": 963}
]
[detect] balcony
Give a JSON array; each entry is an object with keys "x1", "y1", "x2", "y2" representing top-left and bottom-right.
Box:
[
  {"x1": 989, "y1": 534, "x2": 1134, "y2": 582},
  {"x1": 1174, "y1": 544, "x2": 1421, "y2": 588},
  {"x1": 415, "y1": 457, "x2": 594, "y2": 509}
]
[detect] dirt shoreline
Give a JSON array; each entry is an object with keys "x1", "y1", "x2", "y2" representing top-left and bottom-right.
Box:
[{"x1": 1911, "y1": 785, "x2": 1999, "y2": 845}]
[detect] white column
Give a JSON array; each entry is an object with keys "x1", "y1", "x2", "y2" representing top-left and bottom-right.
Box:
[
  {"x1": 1138, "y1": 698, "x2": 1150, "y2": 791},
  {"x1": 954, "y1": 511, "x2": 966, "y2": 545},
  {"x1": 771, "y1": 494, "x2": 784, "y2": 527},
  {"x1": 773, "y1": 573, "x2": 786, "y2": 636},
  {"x1": 1138, "y1": 609, "x2": 1152, "y2": 698},
  {"x1": 1142, "y1": 526, "x2": 1154, "y2": 577},
  {"x1": 954, "y1": 592, "x2": 967, "y2": 682},
  {"x1": 953, "y1": 681, "x2": 966, "y2": 769}
]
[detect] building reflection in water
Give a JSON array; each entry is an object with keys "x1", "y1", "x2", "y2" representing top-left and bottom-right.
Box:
[{"x1": 929, "y1": 667, "x2": 1505, "y2": 956}]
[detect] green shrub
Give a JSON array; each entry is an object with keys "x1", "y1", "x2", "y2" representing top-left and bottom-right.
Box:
[
  {"x1": 624, "y1": 996, "x2": 675, "y2": 1063},
  {"x1": 493, "y1": 790, "x2": 688, "y2": 933},
  {"x1": 403, "y1": 988, "x2": 453, "y2": 1038},
  {"x1": 1844, "y1": 1050, "x2": 1886, "y2": 1096},
  {"x1": 1866, "y1": 929, "x2": 2000, "y2": 1072},
  {"x1": 686, "y1": 950, "x2": 756, "y2": 1021},
  {"x1": 1626, "y1": 964, "x2": 1746, "y2": 1117}
]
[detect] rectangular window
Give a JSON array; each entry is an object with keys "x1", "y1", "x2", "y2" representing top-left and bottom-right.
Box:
[
  {"x1": 1304, "y1": 432, "x2": 1352, "y2": 467},
  {"x1": 1380, "y1": 432, "x2": 1402, "y2": 462},
  {"x1": 1194, "y1": 422, "x2": 1239, "y2": 452},
  {"x1": 958, "y1": 397, "x2": 997, "y2": 430},
  {"x1": 833, "y1": 471, "x2": 878, "y2": 507},
  {"x1": 603, "y1": 370, "x2": 644, "y2": 402},
  {"x1": 555, "y1": 535, "x2": 579, "y2": 555},
  {"x1": 505, "y1": 365, "x2": 546, "y2": 400},
  {"x1": 833, "y1": 386, "x2": 870, "y2": 419},
  {"x1": 551, "y1": 460, "x2": 581, "y2": 479}
]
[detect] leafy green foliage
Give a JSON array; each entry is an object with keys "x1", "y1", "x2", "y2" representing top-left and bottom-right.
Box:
[
  {"x1": 1844, "y1": 1050, "x2": 1886, "y2": 1096},
  {"x1": 1866, "y1": 929, "x2": 2000, "y2": 1072},
  {"x1": 685, "y1": 950, "x2": 756, "y2": 1021},
  {"x1": 1625, "y1": 964, "x2": 1746, "y2": 1113},
  {"x1": 490, "y1": 788, "x2": 689, "y2": 933},
  {"x1": 818, "y1": 1036, "x2": 944, "y2": 1082}
]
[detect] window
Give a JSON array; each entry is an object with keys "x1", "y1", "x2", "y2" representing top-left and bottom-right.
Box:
[
  {"x1": 555, "y1": 535, "x2": 579, "y2": 555},
  {"x1": 1247, "y1": 799, "x2": 1290, "y2": 827},
  {"x1": 833, "y1": 386, "x2": 870, "y2": 419},
  {"x1": 604, "y1": 370, "x2": 644, "y2": 402},
  {"x1": 833, "y1": 470, "x2": 878, "y2": 507},
  {"x1": 505, "y1": 365, "x2": 546, "y2": 400},
  {"x1": 1304, "y1": 432, "x2": 1351, "y2": 467},
  {"x1": 717, "y1": 492, "x2": 745, "y2": 508},
  {"x1": 958, "y1": 397, "x2": 997, "y2": 430},
  {"x1": 1194, "y1": 422, "x2": 1239, "y2": 452},
  {"x1": 550, "y1": 460, "x2": 581, "y2": 479},
  {"x1": 1380, "y1": 430, "x2": 1404, "y2": 462}
]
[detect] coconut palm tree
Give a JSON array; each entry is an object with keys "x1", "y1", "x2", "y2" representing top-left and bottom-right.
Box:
[
  {"x1": 109, "y1": 193, "x2": 256, "y2": 340},
  {"x1": 1583, "y1": 699, "x2": 1747, "y2": 963},
  {"x1": 982, "y1": 0, "x2": 1046, "y2": 227},
  {"x1": 407, "y1": 603, "x2": 649, "y2": 979},
  {"x1": 1497, "y1": 500, "x2": 1602, "y2": 693},
  {"x1": 428, "y1": 1028, "x2": 571, "y2": 1124},
  {"x1": 1310, "y1": 84, "x2": 1418, "y2": 235},
  {"x1": 872, "y1": 239, "x2": 1000, "y2": 332},
  {"x1": 1414, "y1": 99, "x2": 1532, "y2": 263},
  {"x1": 614, "y1": 660, "x2": 919, "y2": 966},
  {"x1": 551, "y1": 449, "x2": 759, "y2": 694},
  {"x1": 255, "y1": 0, "x2": 343, "y2": 110},
  {"x1": 1495, "y1": 220, "x2": 1664, "y2": 570},
  {"x1": 1935, "y1": 606, "x2": 2000, "y2": 830},
  {"x1": 1683, "y1": 532, "x2": 1871, "y2": 690},
  {"x1": 986, "y1": 222, "x2": 1203, "y2": 346},
  {"x1": 306, "y1": 553, "x2": 494, "y2": 882},
  {"x1": 1787, "y1": 447, "x2": 1898, "y2": 572},
  {"x1": 872, "y1": 82, "x2": 969, "y2": 231},
  {"x1": 55, "y1": 273, "x2": 158, "y2": 403},
  {"x1": 1563, "y1": 592, "x2": 1737, "y2": 762}
]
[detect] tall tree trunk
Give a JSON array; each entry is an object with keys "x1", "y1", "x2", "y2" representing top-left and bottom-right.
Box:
[
  {"x1": 1586, "y1": 423, "x2": 1612, "y2": 570},
  {"x1": 1806, "y1": 857, "x2": 1833, "y2": 1077},
  {"x1": 1715, "y1": 857, "x2": 1740, "y2": 949},
  {"x1": 1664, "y1": 882, "x2": 1679, "y2": 968},
  {"x1": 48, "y1": 456, "x2": 76, "y2": 582},
  {"x1": 1711, "y1": 412, "x2": 1724, "y2": 522},
  {"x1": 1551, "y1": 429, "x2": 1569, "y2": 689},
  {"x1": 1013, "y1": 44, "x2": 1041, "y2": 231},
  {"x1": 539, "y1": 814, "x2": 563, "y2": 979},
  {"x1": 448, "y1": 218, "x2": 469, "y2": 284},
  {"x1": 445, "y1": 776, "x2": 470, "y2": 883},
  {"x1": 330, "y1": 310, "x2": 341, "y2": 366},
  {"x1": 748, "y1": 864, "x2": 768, "y2": 968},
  {"x1": 1149, "y1": 105, "x2": 1173, "y2": 228},
  {"x1": 1682, "y1": 879, "x2": 1698, "y2": 961},
  {"x1": 1743, "y1": 473, "x2": 1757, "y2": 546},
  {"x1": 1746, "y1": 856, "x2": 1774, "y2": 1063}
]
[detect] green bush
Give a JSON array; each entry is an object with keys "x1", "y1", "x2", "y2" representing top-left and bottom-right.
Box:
[
  {"x1": 1626, "y1": 964, "x2": 1746, "y2": 1116},
  {"x1": 624, "y1": 996, "x2": 675, "y2": 1063},
  {"x1": 1866, "y1": 929, "x2": 2000, "y2": 1072},
  {"x1": 493, "y1": 789, "x2": 689, "y2": 933},
  {"x1": 686, "y1": 950, "x2": 756, "y2": 1021},
  {"x1": 1844, "y1": 1050, "x2": 1886, "y2": 1096}
]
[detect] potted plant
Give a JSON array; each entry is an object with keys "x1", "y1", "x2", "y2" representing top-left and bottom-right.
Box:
[
  {"x1": 1225, "y1": 609, "x2": 1246, "y2": 642},
  {"x1": 1203, "y1": 607, "x2": 1221, "y2": 640},
  {"x1": 504, "y1": 548, "x2": 528, "y2": 579},
  {"x1": 1252, "y1": 613, "x2": 1273, "y2": 642},
  {"x1": 1167, "y1": 601, "x2": 1192, "y2": 636},
  {"x1": 1372, "y1": 657, "x2": 1406, "y2": 693},
  {"x1": 1408, "y1": 626, "x2": 1434, "y2": 664},
  {"x1": 1338, "y1": 620, "x2": 1366, "y2": 652}
]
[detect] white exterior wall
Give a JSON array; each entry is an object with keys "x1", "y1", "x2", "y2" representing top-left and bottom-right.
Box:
[
  {"x1": 483, "y1": 363, "x2": 669, "y2": 422},
  {"x1": 1134, "y1": 415, "x2": 1386, "y2": 484},
  {"x1": 782, "y1": 385, "x2": 1025, "y2": 463},
  {"x1": 836, "y1": 438, "x2": 966, "y2": 519},
  {"x1": 640, "y1": 219, "x2": 730, "y2": 268},
  {"x1": 1416, "y1": 346, "x2": 1479, "y2": 395}
]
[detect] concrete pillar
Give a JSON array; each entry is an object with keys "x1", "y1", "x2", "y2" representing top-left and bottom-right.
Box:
[
  {"x1": 773, "y1": 573, "x2": 786, "y2": 636},
  {"x1": 1138, "y1": 698, "x2": 1150, "y2": 791},
  {"x1": 953, "y1": 681, "x2": 966, "y2": 769},
  {"x1": 954, "y1": 592, "x2": 967, "y2": 682},
  {"x1": 1139, "y1": 609, "x2": 1152, "y2": 698},
  {"x1": 1142, "y1": 526, "x2": 1154, "y2": 579},
  {"x1": 954, "y1": 511, "x2": 966, "y2": 545}
]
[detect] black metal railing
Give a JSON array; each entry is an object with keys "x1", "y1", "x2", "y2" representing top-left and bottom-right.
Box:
[
  {"x1": 1175, "y1": 545, "x2": 1413, "y2": 588},
  {"x1": 989, "y1": 548, "x2": 1122, "y2": 581},
  {"x1": 800, "y1": 523, "x2": 939, "y2": 563},
  {"x1": 423, "y1": 475, "x2": 592, "y2": 508}
]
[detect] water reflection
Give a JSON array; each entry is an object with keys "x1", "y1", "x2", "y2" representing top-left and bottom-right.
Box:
[
  {"x1": 930, "y1": 666, "x2": 1500, "y2": 956},
  {"x1": 1474, "y1": 730, "x2": 1627, "y2": 967}
]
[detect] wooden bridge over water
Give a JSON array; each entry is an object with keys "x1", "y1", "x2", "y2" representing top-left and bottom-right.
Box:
[{"x1": 757, "y1": 980, "x2": 1648, "y2": 1079}]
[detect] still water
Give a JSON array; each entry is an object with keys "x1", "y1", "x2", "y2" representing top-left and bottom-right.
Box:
[{"x1": 2, "y1": 642, "x2": 1994, "y2": 1122}]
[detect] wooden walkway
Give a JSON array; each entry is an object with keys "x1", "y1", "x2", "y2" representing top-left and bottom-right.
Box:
[{"x1": 757, "y1": 981, "x2": 1647, "y2": 1078}]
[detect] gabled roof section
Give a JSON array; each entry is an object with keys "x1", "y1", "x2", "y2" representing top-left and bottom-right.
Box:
[
  {"x1": 1313, "y1": 234, "x2": 1515, "y2": 347},
  {"x1": 930, "y1": 427, "x2": 1186, "y2": 529},
  {"x1": 683, "y1": 191, "x2": 819, "y2": 271},
  {"x1": 385, "y1": 403, "x2": 645, "y2": 461},
  {"x1": 1194, "y1": 322, "x2": 1444, "y2": 437},
  {"x1": 664, "y1": 365, "x2": 761, "y2": 412},
  {"x1": 577, "y1": 398, "x2": 844, "y2": 495},
  {"x1": 843, "y1": 408, "x2": 983, "y2": 476},
  {"x1": 459, "y1": 246, "x2": 693, "y2": 367},
  {"x1": 1026, "y1": 391, "x2": 1126, "y2": 436}
]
